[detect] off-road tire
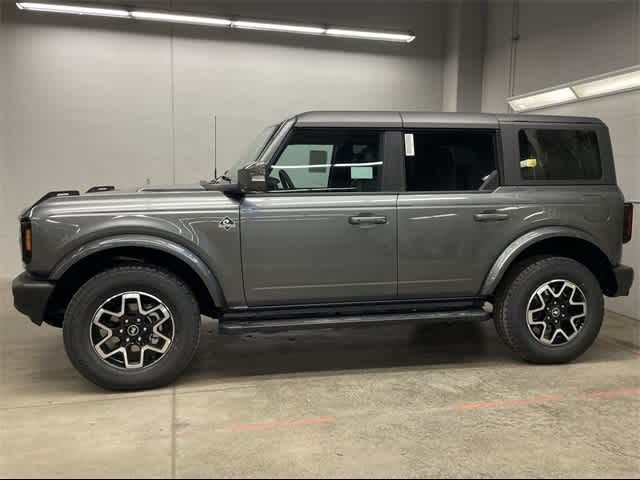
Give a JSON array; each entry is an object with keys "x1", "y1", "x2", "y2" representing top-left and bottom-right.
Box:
[{"x1": 63, "y1": 265, "x2": 201, "y2": 390}]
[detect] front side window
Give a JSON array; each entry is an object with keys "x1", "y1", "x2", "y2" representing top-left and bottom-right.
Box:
[
  {"x1": 519, "y1": 129, "x2": 601, "y2": 180},
  {"x1": 267, "y1": 129, "x2": 383, "y2": 192},
  {"x1": 404, "y1": 130, "x2": 498, "y2": 191}
]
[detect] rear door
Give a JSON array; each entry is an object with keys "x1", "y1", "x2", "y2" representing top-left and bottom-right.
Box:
[
  {"x1": 397, "y1": 119, "x2": 522, "y2": 298},
  {"x1": 241, "y1": 127, "x2": 401, "y2": 306}
]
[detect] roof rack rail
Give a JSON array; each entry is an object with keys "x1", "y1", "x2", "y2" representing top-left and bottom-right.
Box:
[{"x1": 87, "y1": 185, "x2": 115, "y2": 193}]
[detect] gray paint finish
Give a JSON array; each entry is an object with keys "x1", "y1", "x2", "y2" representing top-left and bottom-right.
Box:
[
  {"x1": 398, "y1": 186, "x2": 624, "y2": 298},
  {"x1": 18, "y1": 111, "x2": 629, "y2": 317},
  {"x1": 30, "y1": 190, "x2": 244, "y2": 306},
  {"x1": 240, "y1": 193, "x2": 398, "y2": 305}
]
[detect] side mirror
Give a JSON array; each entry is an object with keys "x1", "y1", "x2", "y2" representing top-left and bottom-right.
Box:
[{"x1": 237, "y1": 164, "x2": 267, "y2": 193}]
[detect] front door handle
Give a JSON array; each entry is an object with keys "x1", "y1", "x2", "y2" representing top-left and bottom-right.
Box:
[
  {"x1": 473, "y1": 212, "x2": 510, "y2": 222},
  {"x1": 349, "y1": 215, "x2": 388, "y2": 225}
]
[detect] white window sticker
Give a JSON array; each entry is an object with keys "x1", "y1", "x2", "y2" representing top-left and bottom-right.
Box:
[
  {"x1": 404, "y1": 133, "x2": 415, "y2": 157},
  {"x1": 351, "y1": 166, "x2": 374, "y2": 179}
]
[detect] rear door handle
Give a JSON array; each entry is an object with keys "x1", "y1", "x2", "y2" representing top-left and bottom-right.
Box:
[
  {"x1": 473, "y1": 212, "x2": 510, "y2": 222},
  {"x1": 349, "y1": 215, "x2": 388, "y2": 225}
]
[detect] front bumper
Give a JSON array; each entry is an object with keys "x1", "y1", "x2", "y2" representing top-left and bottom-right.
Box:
[
  {"x1": 611, "y1": 264, "x2": 634, "y2": 297},
  {"x1": 12, "y1": 272, "x2": 55, "y2": 326}
]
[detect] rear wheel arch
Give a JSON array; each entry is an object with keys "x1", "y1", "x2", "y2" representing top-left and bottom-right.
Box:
[
  {"x1": 483, "y1": 230, "x2": 616, "y2": 298},
  {"x1": 44, "y1": 241, "x2": 224, "y2": 326}
]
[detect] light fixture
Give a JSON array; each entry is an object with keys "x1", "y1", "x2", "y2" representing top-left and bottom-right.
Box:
[
  {"x1": 16, "y1": 2, "x2": 129, "y2": 18},
  {"x1": 508, "y1": 87, "x2": 577, "y2": 112},
  {"x1": 326, "y1": 28, "x2": 415, "y2": 43},
  {"x1": 573, "y1": 69, "x2": 640, "y2": 98},
  {"x1": 130, "y1": 11, "x2": 231, "y2": 27},
  {"x1": 15, "y1": 2, "x2": 416, "y2": 44},
  {"x1": 232, "y1": 20, "x2": 325, "y2": 35}
]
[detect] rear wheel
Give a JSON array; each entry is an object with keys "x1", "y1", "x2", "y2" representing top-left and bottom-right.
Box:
[
  {"x1": 63, "y1": 265, "x2": 201, "y2": 390},
  {"x1": 494, "y1": 256, "x2": 603, "y2": 363}
]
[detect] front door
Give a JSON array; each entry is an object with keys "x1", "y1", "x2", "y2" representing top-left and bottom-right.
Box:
[{"x1": 240, "y1": 127, "x2": 398, "y2": 306}]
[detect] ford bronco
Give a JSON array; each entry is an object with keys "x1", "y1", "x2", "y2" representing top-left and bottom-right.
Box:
[{"x1": 12, "y1": 111, "x2": 634, "y2": 390}]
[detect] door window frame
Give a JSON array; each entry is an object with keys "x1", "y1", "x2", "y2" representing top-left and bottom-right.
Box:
[
  {"x1": 399, "y1": 127, "x2": 504, "y2": 194},
  {"x1": 253, "y1": 127, "x2": 404, "y2": 195}
]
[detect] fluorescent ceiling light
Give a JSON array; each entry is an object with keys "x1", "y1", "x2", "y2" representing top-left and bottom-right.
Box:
[
  {"x1": 15, "y1": 2, "x2": 416, "y2": 43},
  {"x1": 233, "y1": 20, "x2": 325, "y2": 35},
  {"x1": 573, "y1": 69, "x2": 640, "y2": 98},
  {"x1": 326, "y1": 28, "x2": 415, "y2": 43},
  {"x1": 131, "y1": 11, "x2": 231, "y2": 27},
  {"x1": 508, "y1": 87, "x2": 577, "y2": 112},
  {"x1": 16, "y1": 2, "x2": 129, "y2": 17}
]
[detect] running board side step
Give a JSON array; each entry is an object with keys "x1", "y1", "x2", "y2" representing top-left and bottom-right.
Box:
[{"x1": 219, "y1": 309, "x2": 489, "y2": 334}]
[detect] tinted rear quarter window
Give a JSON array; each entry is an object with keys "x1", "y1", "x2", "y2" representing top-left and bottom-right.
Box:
[{"x1": 519, "y1": 129, "x2": 601, "y2": 180}]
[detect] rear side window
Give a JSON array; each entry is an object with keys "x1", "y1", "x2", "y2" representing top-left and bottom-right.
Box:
[
  {"x1": 404, "y1": 130, "x2": 498, "y2": 191},
  {"x1": 519, "y1": 129, "x2": 601, "y2": 180}
]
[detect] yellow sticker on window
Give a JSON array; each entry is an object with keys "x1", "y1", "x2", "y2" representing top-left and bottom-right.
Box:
[{"x1": 520, "y1": 158, "x2": 537, "y2": 168}]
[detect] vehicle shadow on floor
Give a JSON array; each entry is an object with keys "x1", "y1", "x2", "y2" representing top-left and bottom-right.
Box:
[
  {"x1": 5, "y1": 310, "x2": 636, "y2": 394},
  {"x1": 179, "y1": 318, "x2": 636, "y2": 385}
]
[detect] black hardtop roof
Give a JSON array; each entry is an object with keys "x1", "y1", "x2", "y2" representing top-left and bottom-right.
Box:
[{"x1": 293, "y1": 110, "x2": 603, "y2": 128}]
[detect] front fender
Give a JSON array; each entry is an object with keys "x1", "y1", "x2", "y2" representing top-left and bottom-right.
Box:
[
  {"x1": 49, "y1": 234, "x2": 226, "y2": 308},
  {"x1": 480, "y1": 226, "x2": 605, "y2": 296}
]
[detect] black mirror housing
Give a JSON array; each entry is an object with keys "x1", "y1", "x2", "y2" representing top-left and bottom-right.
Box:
[{"x1": 237, "y1": 165, "x2": 267, "y2": 193}]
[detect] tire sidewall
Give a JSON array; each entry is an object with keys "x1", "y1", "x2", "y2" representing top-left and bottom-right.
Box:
[
  {"x1": 505, "y1": 258, "x2": 603, "y2": 363},
  {"x1": 63, "y1": 267, "x2": 200, "y2": 390}
]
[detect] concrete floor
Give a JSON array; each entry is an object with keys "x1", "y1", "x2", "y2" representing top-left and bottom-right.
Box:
[{"x1": 1, "y1": 283, "x2": 639, "y2": 479}]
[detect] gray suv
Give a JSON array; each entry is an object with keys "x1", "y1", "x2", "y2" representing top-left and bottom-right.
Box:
[{"x1": 12, "y1": 111, "x2": 635, "y2": 390}]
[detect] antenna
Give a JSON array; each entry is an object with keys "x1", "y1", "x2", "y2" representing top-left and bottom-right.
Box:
[{"x1": 211, "y1": 114, "x2": 217, "y2": 180}]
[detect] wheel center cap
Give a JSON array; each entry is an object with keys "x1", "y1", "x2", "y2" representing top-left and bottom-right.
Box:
[
  {"x1": 127, "y1": 324, "x2": 140, "y2": 336},
  {"x1": 551, "y1": 307, "x2": 561, "y2": 318}
]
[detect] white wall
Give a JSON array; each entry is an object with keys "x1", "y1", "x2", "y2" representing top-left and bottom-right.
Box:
[
  {"x1": 483, "y1": 0, "x2": 640, "y2": 111},
  {"x1": 0, "y1": 3, "x2": 10, "y2": 278},
  {"x1": 482, "y1": 0, "x2": 640, "y2": 319},
  {"x1": 0, "y1": 1, "x2": 445, "y2": 276},
  {"x1": 442, "y1": 0, "x2": 486, "y2": 112}
]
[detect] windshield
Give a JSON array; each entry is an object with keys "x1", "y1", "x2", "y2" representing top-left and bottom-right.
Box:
[{"x1": 223, "y1": 123, "x2": 280, "y2": 183}]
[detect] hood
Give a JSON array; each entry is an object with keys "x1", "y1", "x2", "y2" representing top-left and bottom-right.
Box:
[{"x1": 21, "y1": 181, "x2": 227, "y2": 218}]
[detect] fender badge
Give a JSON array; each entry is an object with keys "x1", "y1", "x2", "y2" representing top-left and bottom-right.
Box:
[{"x1": 218, "y1": 216, "x2": 236, "y2": 231}]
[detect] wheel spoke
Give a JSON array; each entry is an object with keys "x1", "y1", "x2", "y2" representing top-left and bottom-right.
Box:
[
  {"x1": 90, "y1": 291, "x2": 175, "y2": 370},
  {"x1": 526, "y1": 279, "x2": 588, "y2": 347}
]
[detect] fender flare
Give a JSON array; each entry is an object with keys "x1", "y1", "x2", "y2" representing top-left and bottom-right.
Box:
[
  {"x1": 49, "y1": 234, "x2": 226, "y2": 308},
  {"x1": 479, "y1": 226, "x2": 607, "y2": 296}
]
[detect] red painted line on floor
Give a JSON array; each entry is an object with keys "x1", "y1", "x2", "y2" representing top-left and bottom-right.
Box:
[
  {"x1": 452, "y1": 395, "x2": 563, "y2": 411},
  {"x1": 453, "y1": 387, "x2": 640, "y2": 412},
  {"x1": 580, "y1": 387, "x2": 640, "y2": 399},
  {"x1": 228, "y1": 416, "x2": 336, "y2": 433}
]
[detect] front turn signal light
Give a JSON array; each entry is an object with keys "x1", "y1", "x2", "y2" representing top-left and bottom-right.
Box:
[{"x1": 20, "y1": 219, "x2": 32, "y2": 263}]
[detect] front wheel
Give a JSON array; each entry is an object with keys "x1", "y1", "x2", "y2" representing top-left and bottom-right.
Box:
[
  {"x1": 494, "y1": 256, "x2": 604, "y2": 363},
  {"x1": 63, "y1": 265, "x2": 201, "y2": 390}
]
